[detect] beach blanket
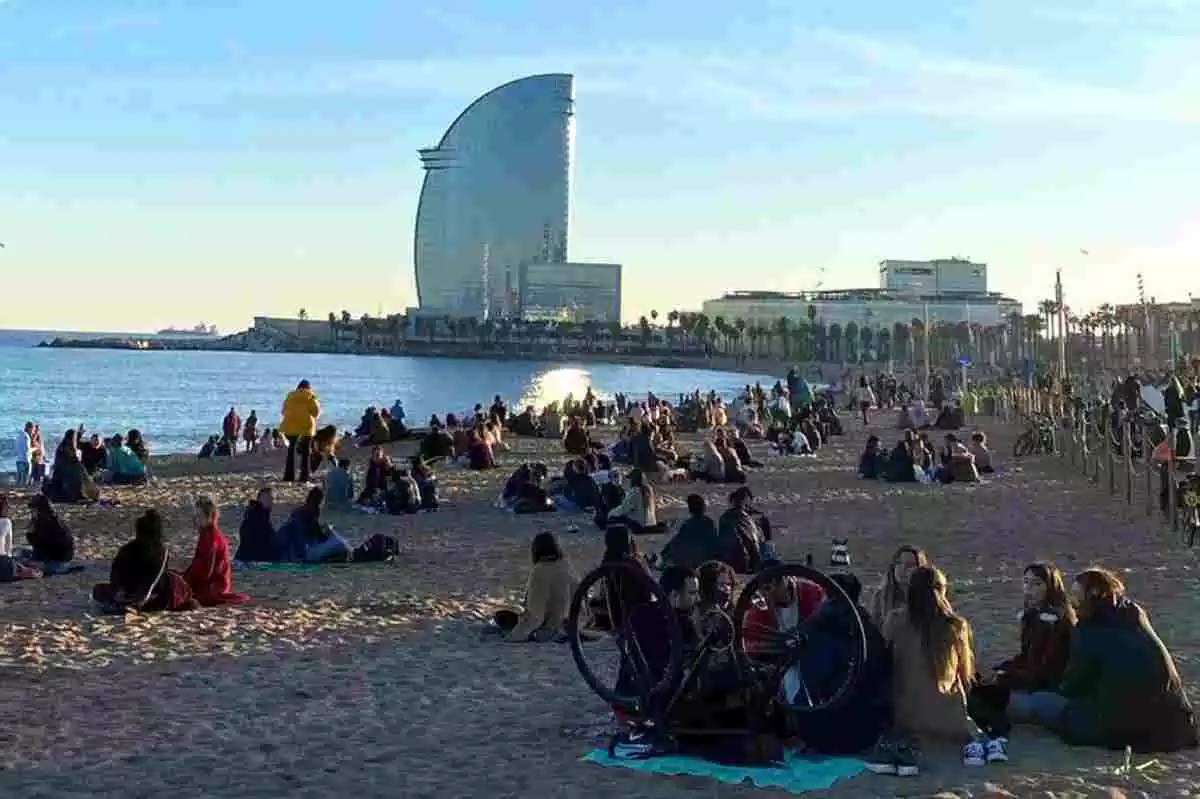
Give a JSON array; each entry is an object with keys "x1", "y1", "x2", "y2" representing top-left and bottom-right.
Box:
[
  {"x1": 583, "y1": 748, "x2": 863, "y2": 794},
  {"x1": 235, "y1": 561, "x2": 391, "y2": 573}
]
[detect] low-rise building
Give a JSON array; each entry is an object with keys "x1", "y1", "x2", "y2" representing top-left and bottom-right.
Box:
[{"x1": 701, "y1": 288, "x2": 1020, "y2": 332}]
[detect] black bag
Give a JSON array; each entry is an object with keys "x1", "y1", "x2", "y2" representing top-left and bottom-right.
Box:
[{"x1": 352, "y1": 534, "x2": 400, "y2": 562}]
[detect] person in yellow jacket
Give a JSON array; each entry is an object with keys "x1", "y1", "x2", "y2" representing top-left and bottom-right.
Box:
[{"x1": 280, "y1": 380, "x2": 321, "y2": 482}]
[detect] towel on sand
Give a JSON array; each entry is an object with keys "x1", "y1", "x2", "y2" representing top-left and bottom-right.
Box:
[{"x1": 583, "y1": 748, "x2": 863, "y2": 794}]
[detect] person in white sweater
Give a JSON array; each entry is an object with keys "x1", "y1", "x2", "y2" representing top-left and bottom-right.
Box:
[{"x1": 607, "y1": 468, "x2": 658, "y2": 534}]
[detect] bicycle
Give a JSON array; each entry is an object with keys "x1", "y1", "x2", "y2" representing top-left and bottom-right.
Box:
[{"x1": 1013, "y1": 413, "x2": 1057, "y2": 457}]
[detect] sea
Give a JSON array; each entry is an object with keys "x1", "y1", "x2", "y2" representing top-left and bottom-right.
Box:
[{"x1": 0, "y1": 329, "x2": 778, "y2": 457}]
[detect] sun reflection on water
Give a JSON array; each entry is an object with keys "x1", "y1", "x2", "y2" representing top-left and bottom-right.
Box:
[{"x1": 519, "y1": 368, "x2": 593, "y2": 410}]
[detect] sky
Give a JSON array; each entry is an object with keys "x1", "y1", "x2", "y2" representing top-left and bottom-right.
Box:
[{"x1": 1, "y1": 0, "x2": 1198, "y2": 332}]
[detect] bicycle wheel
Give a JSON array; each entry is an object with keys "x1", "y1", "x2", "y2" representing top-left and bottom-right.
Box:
[
  {"x1": 732, "y1": 562, "x2": 866, "y2": 714},
  {"x1": 566, "y1": 561, "x2": 683, "y2": 714},
  {"x1": 1013, "y1": 432, "x2": 1034, "y2": 457}
]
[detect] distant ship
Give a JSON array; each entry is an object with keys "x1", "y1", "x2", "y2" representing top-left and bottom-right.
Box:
[{"x1": 154, "y1": 323, "x2": 220, "y2": 338}]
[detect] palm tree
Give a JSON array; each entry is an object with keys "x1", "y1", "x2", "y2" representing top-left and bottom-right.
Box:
[
  {"x1": 734, "y1": 318, "x2": 747, "y2": 355},
  {"x1": 327, "y1": 312, "x2": 337, "y2": 346},
  {"x1": 844, "y1": 321, "x2": 859, "y2": 363},
  {"x1": 638, "y1": 315, "x2": 651, "y2": 350},
  {"x1": 650, "y1": 309, "x2": 659, "y2": 326},
  {"x1": 829, "y1": 323, "x2": 844, "y2": 364},
  {"x1": 340, "y1": 310, "x2": 352, "y2": 325},
  {"x1": 298, "y1": 308, "x2": 308, "y2": 320},
  {"x1": 859, "y1": 324, "x2": 874, "y2": 363},
  {"x1": 774, "y1": 317, "x2": 792, "y2": 359}
]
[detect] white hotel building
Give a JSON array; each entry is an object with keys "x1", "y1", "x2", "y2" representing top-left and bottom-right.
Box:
[{"x1": 701, "y1": 258, "x2": 1022, "y2": 331}]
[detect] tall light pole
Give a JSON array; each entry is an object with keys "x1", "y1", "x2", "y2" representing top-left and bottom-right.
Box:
[{"x1": 1055, "y1": 269, "x2": 1067, "y2": 381}]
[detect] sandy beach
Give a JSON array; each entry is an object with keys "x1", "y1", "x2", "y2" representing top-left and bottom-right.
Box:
[{"x1": 1, "y1": 414, "x2": 1198, "y2": 798}]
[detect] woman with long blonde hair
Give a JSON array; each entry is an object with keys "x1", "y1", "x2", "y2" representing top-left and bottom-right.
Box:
[{"x1": 877, "y1": 565, "x2": 992, "y2": 771}]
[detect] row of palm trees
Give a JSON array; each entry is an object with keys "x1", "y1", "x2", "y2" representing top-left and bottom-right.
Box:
[{"x1": 292, "y1": 299, "x2": 1195, "y2": 370}]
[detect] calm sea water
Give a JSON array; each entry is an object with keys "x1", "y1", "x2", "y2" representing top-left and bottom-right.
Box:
[{"x1": 0, "y1": 330, "x2": 777, "y2": 457}]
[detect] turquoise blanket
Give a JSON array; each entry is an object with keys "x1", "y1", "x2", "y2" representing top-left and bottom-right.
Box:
[{"x1": 583, "y1": 748, "x2": 864, "y2": 793}]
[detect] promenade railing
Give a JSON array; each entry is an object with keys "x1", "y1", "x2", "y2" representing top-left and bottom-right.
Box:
[{"x1": 968, "y1": 386, "x2": 1195, "y2": 545}]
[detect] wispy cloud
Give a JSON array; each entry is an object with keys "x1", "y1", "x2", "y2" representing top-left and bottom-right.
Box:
[
  {"x1": 49, "y1": 12, "x2": 158, "y2": 40},
  {"x1": 8, "y1": 17, "x2": 1199, "y2": 127}
]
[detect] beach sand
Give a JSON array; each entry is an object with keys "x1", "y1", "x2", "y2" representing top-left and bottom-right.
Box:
[{"x1": 1, "y1": 416, "x2": 1198, "y2": 798}]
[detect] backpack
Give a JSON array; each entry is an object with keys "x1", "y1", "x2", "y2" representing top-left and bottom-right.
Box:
[{"x1": 352, "y1": 534, "x2": 400, "y2": 563}]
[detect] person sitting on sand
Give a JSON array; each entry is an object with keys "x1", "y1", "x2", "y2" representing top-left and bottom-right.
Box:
[
  {"x1": 727, "y1": 429, "x2": 762, "y2": 469},
  {"x1": 1016, "y1": 568, "x2": 1197, "y2": 753},
  {"x1": 785, "y1": 571, "x2": 893, "y2": 755},
  {"x1": 25, "y1": 495, "x2": 77, "y2": 573},
  {"x1": 540, "y1": 405, "x2": 564, "y2": 439},
  {"x1": 80, "y1": 433, "x2": 107, "y2": 476},
  {"x1": 419, "y1": 422, "x2": 455, "y2": 463},
  {"x1": 967, "y1": 562, "x2": 1074, "y2": 750},
  {"x1": 937, "y1": 435, "x2": 979, "y2": 484},
  {"x1": 126, "y1": 429, "x2": 149, "y2": 462},
  {"x1": 696, "y1": 560, "x2": 735, "y2": 614},
  {"x1": 606, "y1": 468, "x2": 658, "y2": 535},
  {"x1": 484, "y1": 420, "x2": 509, "y2": 453},
  {"x1": 105, "y1": 433, "x2": 148, "y2": 485},
  {"x1": 92, "y1": 509, "x2": 197, "y2": 612},
  {"x1": 182, "y1": 495, "x2": 250, "y2": 606},
  {"x1": 877, "y1": 566, "x2": 992, "y2": 769},
  {"x1": 234, "y1": 487, "x2": 276, "y2": 563},
  {"x1": 715, "y1": 487, "x2": 764, "y2": 574},
  {"x1": 510, "y1": 406, "x2": 539, "y2": 437},
  {"x1": 385, "y1": 466, "x2": 421, "y2": 515},
  {"x1": 409, "y1": 456, "x2": 440, "y2": 511},
  {"x1": 323, "y1": 458, "x2": 354, "y2": 511},
  {"x1": 712, "y1": 429, "x2": 747, "y2": 483},
  {"x1": 465, "y1": 429, "x2": 496, "y2": 471},
  {"x1": 0, "y1": 495, "x2": 41, "y2": 582},
  {"x1": 859, "y1": 435, "x2": 888, "y2": 479},
  {"x1": 493, "y1": 532, "x2": 578, "y2": 643},
  {"x1": 692, "y1": 435, "x2": 728, "y2": 483},
  {"x1": 550, "y1": 459, "x2": 601, "y2": 513},
  {"x1": 275, "y1": 487, "x2": 325, "y2": 561},
  {"x1": 563, "y1": 417, "x2": 591, "y2": 456},
  {"x1": 742, "y1": 558, "x2": 826, "y2": 656},
  {"x1": 43, "y1": 429, "x2": 99, "y2": 504},
  {"x1": 968, "y1": 432, "x2": 994, "y2": 474},
  {"x1": 199, "y1": 435, "x2": 218, "y2": 458},
  {"x1": 356, "y1": 446, "x2": 392, "y2": 506},
  {"x1": 659, "y1": 494, "x2": 721, "y2": 571},
  {"x1": 869, "y1": 544, "x2": 928, "y2": 625}
]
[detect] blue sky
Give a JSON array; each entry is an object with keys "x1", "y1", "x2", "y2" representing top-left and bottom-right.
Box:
[{"x1": 1, "y1": 0, "x2": 1197, "y2": 332}]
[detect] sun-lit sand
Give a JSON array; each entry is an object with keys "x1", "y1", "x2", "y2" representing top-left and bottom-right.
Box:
[{"x1": 2, "y1": 413, "x2": 1198, "y2": 797}]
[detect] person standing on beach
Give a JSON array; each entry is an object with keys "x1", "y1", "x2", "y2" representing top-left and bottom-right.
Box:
[
  {"x1": 243, "y1": 410, "x2": 258, "y2": 453},
  {"x1": 222, "y1": 407, "x2": 242, "y2": 456},
  {"x1": 14, "y1": 422, "x2": 33, "y2": 486},
  {"x1": 280, "y1": 380, "x2": 320, "y2": 483}
]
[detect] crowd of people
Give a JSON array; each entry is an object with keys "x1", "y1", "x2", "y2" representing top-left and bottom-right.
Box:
[{"x1": 5, "y1": 366, "x2": 1198, "y2": 780}]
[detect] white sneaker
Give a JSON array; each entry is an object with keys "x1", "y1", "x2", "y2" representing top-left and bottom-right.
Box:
[
  {"x1": 986, "y1": 737, "x2": 1009, "y2": 763},
  {"x1": 962, "y1": 740, "x2": 986, "y2": 767}
]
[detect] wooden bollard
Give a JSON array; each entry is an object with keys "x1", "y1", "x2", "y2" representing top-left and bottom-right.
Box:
[{"x1": 1123, "y1": 421, "x2": 1134, "y2": 505}]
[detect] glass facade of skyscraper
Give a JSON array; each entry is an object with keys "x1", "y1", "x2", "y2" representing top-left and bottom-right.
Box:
[{"x1": 413, "y1": 74, "x2": 575, "y2": 319}]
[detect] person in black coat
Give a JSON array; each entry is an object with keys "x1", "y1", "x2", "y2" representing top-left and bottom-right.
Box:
[
  {"x1": 784, "y1": 572, "x2": 893, "y2": 754},
  {"x1": 234, "y1": 488, "x2": 277, "y2": 563},
  {"x1": 26, "y1": 495, "x2": 75, "y2": 567}
]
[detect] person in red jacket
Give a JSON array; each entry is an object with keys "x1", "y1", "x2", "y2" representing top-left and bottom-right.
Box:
[
  {"x1": 183, "y1": 495, "x2": 250, "y2": 606},
  {"x1": 741, "y1": 559, "x2": 825, "y2": 657}
]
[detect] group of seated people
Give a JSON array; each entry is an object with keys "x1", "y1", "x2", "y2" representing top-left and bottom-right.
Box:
[
  {"x1": 595, "y1": 538, "x2": 1198, "y2": 770},
  {"x1": 91, "y1": 495, "x2": 250, "y2": 611},
  {"x1": 353, "y1": 403, "x2": 409, "y2": 446},
  {"x1": 417, "y1": 416, "x2": 506, "y2": 471},
  {"x1": 199, "y1": 428, "x2": 287, "y2": 458},
  {"x1": 351, "y1": 447, "x2": 440, "y2": 514},
  {"x1": 859, "y1": 430, "x2": 993, "y2": 484},
  {"x1": 39, "y1": 427, "x2": 152, "y2": 503}
]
